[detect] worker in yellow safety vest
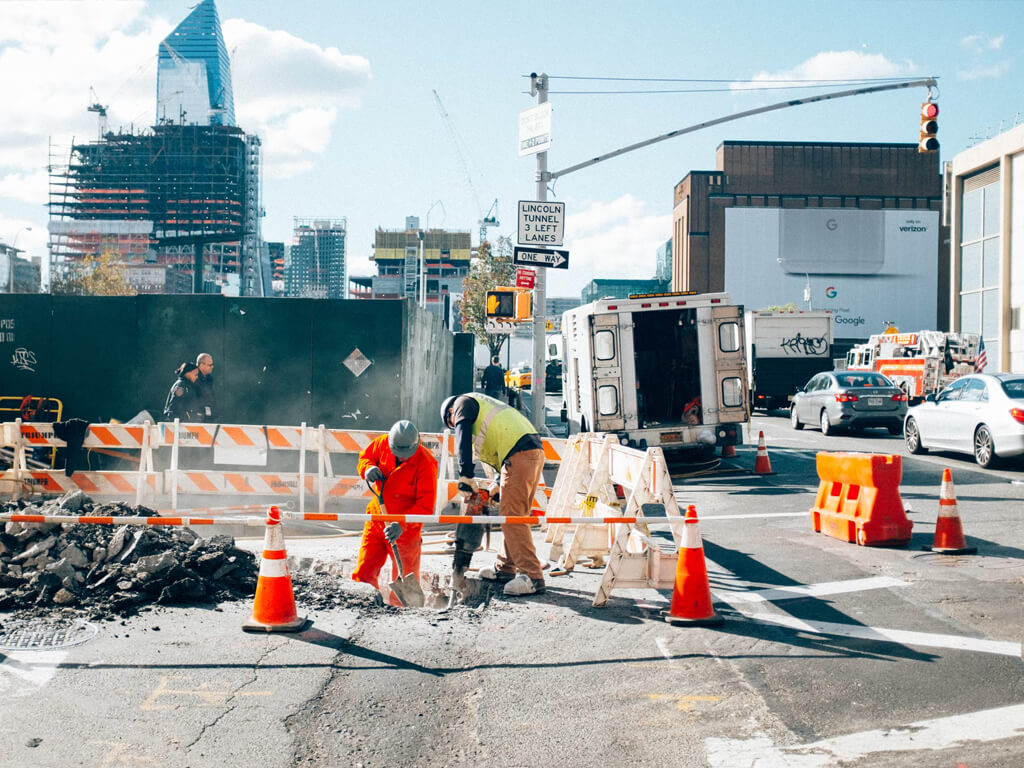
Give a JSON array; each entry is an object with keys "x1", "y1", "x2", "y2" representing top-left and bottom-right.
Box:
[{"x1": 440, "y1": 393, "x2": 546, "y2": 596}]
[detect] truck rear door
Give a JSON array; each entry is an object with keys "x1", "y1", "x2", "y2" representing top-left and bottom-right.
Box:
[
  {"x1": 590, "y1": 313, "x2": 625, "y2": 431},
  {"x1": 712, "y1": 306, "x2": 747, "y2": 423}
]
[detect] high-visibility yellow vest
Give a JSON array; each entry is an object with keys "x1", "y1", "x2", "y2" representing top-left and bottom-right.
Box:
[{"x1": 468, "y1": 393, "x2": 536, "y2": 468}]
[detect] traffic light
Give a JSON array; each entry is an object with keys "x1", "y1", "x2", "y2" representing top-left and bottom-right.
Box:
[
  {"x1": 486, "y1": 289, "x2": 516, "y2": 318},
  {"x1": 919, "y1": 101, "x2": 939, "y2": 153},
  {"x1": 485, "y1": 287, "x2": 532, "y2": 321}
]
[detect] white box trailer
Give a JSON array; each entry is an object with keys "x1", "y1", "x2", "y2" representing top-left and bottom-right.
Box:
[
  {"x1": 561, "y1": 292, "x2": 748, "y2": 459},
  {"x1": 744, "y1": 310, "x2": 835, "y2": 411}
]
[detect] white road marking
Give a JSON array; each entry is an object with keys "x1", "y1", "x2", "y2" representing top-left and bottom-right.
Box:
[
  {"x1": 743, "y1": 611, "x2": 1022, "y2": 657},
  {"x1": 717, "y1": 576, "x2": 910, "y2": 604},
  {"x1": 0, "y1": 650, "x2": 67, "y2": 699},
  {"x1": 706, "y1": 702, "x2": 1024, "y2": 767}
]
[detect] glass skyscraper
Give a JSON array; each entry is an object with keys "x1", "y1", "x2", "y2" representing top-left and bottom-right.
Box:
[{"x1": 156, "y1": 0, "x2": 235, "y2": 126}]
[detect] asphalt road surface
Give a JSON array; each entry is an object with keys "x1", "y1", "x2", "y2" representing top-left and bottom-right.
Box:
[{"x1": 2, "y1": 409, "x2": 1022, "y2": 767}]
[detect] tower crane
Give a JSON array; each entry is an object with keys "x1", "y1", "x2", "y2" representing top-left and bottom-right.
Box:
[
  {"x1": 87, "y1": 87, "x2": 108, "y2": 139},
  {"x1": 432, "y1": 89, "x2": 499, "y2": 246}
]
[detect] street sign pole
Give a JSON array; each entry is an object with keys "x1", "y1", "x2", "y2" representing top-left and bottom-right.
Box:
[{"x1": 529, "y1": 72, "x2": 548, "y2": 431}]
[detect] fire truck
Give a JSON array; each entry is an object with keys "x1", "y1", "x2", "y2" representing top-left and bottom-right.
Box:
[{"x1": 845, "y1": 330, "x2": 980, "y2": 403}]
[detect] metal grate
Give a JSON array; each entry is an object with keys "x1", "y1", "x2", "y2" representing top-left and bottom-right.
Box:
[{"x1": 0, "y1": 620, "x2": 98, "y2": 650}]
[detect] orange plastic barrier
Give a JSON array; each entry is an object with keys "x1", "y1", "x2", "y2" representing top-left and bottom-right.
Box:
[{"x1": 810, "y1": 452, "x2": 912, "y2": 547}]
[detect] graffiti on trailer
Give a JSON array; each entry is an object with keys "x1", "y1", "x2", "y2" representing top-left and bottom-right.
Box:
[
  {"x1": 11, "y1": 347, "x2": 37, "y2": 372},
  {"x1": 779, "y1": 334, "x2": 828, "y2": 356}
]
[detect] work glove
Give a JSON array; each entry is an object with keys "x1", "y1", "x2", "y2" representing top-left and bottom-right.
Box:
[
  {"x1": 364, "y1": 466, "x2": 384, "y2": 485},
  {"x1": 456, "y1": 475, "x2": 478, "y2": 500},
  {"x1": 384, "y1": 521, "x2": 403, "y2": 544}
]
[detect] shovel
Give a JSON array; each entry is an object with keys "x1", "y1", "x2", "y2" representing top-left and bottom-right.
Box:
[{"x1": 369, "y1": 481, "x2": 425, "y2": 608}]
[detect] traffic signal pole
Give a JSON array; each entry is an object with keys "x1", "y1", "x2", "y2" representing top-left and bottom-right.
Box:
[
  {"x1": 523, "y1": 73, "x2": 938, "y2": 432},
  {"x1": 529, "y1": 73, "x2": 549, "y2": 431}
]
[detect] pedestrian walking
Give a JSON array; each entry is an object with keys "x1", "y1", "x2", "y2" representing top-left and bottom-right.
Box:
[
  {"x1": 163, "y1": 362, "x2": 201, "y2": 422},
  {"x1": 194, "y1": 352, "x2": 216, "y2": 423},
  {"x1": 481, "y1": 355, "x2": 506, "y2": 399}
]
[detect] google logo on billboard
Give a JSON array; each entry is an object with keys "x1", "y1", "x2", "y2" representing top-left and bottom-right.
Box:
[{"x1": 825, "y1": 286, "x2": 838, "y2": 299}]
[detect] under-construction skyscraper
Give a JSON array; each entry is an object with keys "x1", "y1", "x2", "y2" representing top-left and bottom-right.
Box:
[
  {"x1": 47, "y1": 0, "x2": 263, "y2": 295},
  {"x1": 286, "y1": 219, "x2": 347, "y2": 299}
]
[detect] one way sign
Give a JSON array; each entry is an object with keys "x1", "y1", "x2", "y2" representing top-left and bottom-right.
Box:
[{"x1": 513, "y1": 247, "x2": 570, "y2": 270}]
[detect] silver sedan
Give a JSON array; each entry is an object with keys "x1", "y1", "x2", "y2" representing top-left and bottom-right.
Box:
[
  {"x1": 904, "y1": 373, "x2": 1024, "y2": 468},
  {"x1": 791, "y1": 371, "x2": 908, "y2": 435}
]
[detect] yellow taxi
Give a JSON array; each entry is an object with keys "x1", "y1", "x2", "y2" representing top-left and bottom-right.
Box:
[{"x1": 505, "y1": 366, "x2": 532, "y2": 390}]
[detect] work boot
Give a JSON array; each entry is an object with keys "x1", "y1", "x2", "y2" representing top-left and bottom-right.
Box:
[
  {"x1": 478, "y1": 564, "x2": 515, "y2": 583},
  {"x1": 502, "y1": 574, "x2": 545, "y2": 596}
]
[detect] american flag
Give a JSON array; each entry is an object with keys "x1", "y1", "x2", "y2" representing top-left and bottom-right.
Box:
[{"x1": 974, "y1": 338, "x2": 988, "y2": 373}]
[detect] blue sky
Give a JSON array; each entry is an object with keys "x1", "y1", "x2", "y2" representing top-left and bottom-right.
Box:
[{"x1": 0, "y1": 0, "x2": 1019, "y2": 296}]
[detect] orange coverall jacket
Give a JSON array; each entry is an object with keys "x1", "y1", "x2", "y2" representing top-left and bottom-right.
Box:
[{"x1": 352, "y1": 435, "x2": 438, "y2": 597}]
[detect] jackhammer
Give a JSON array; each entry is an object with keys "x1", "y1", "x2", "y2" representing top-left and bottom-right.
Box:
[{"x1": 448, "y1": 486, "x2": 497, "y2": 608}]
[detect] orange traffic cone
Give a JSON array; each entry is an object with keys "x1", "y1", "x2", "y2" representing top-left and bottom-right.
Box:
[
  {"x1": 925, "y1": 469, "x2": 977, "y2": 555},
  {"x1": 721, "y1": 443, "x2": 737, "y2": 458},
  {"x1": 753, "y1": 431, "x2": 774, "y2": 475},
  {"x1": 242, "y1": 506, "x2": 309, "y2": 633},
  {"x1": 663, "y1": 505, "x2": 723, "y2": 627}
]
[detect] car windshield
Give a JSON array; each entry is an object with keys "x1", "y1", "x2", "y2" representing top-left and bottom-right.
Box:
[
  {"x1": 1000, "y1": 378, "x2": 1024, "y2": 398},
  {"x1": 834, "y1": 373, "x2": 890, "y2": 388}
]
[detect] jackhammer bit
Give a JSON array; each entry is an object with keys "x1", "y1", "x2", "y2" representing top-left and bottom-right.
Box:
[{"x1": 448, "y1": 487, "x2": 494, "y2": 608}]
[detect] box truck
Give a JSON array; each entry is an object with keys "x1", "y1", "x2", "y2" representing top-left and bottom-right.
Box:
[
  {"x1": 561, "y1": 292, "x2": 747, "y2": 460},
  {"x1": 745, "y1": 310, "x2": 835, "y2": 411}
]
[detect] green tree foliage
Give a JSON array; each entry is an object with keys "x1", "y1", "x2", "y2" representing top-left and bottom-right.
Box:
[
  {"x1": 50, "y1": 252, "x2": 136, "y2": 296},
  {"x1": 459, "y1": 236, "x2": 517, "y2": 360}
]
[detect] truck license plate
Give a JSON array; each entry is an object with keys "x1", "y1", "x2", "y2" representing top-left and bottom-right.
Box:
[
  {"x1": 660, "y1": 432, "x2": 682, "y2": 444},
  {"x1": 868, "y1": 397, "x2": 883, "y2": 406}
]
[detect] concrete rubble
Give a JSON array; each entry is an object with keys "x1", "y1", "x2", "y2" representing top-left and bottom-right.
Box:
[{"x1": 0, "y1": 491, "x2": 258, "y2": 620}]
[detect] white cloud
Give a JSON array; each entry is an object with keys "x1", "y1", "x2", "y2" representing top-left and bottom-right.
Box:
[
  {"x1": 958, "y1": 62, "x2": 1012, "y2": 81},
  {"x1": 742, "y1": 50, "x2": 916, "y2": 88},
  {"x1": 546, "y1": 195, "x2": 671, "y2": 297},
  {"x1": 961, "y1": 33, "x2": 1004, "y2": 53},
  {"x1": 0, "y1": 4, "x2": 370, "y2": 209},
  {"x1": 224, "y1": 19, "x2": 370, "y2": 178}
]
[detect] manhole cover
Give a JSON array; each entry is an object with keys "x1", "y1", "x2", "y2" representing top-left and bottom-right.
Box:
[{"x1": 0, "y1": 620, "x2": 98, "y2": 650}]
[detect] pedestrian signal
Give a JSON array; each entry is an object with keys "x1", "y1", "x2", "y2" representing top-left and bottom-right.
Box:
[
  {"x1": 919, "y1": 101, "x2": 939, "y2": 153},
  {"x1": 486, "y1": 289, "x2": 516, "y2": 319}
]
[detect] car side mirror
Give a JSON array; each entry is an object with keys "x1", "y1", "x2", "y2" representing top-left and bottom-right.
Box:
[
  {"x1": 795, "y1": 386, "x2": 804, "y2": 393},
  {"x1": 925, "y1": 393, "x2": 936, "y2": 403}
]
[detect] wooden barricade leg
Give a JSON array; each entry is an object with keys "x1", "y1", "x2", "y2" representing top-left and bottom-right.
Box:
[{"x1": 561, "y1": 435, "x2": 620, "y2": 571}]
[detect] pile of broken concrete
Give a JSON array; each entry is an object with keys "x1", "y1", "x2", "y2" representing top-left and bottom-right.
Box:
[{"x1": 0, "y1": 491, "x2": 257, "y2": 619}]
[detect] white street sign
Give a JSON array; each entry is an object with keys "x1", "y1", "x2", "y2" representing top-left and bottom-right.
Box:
[
  {"x1": 517, "y1": 103, "x2": 552, "y2": 157},
  {"x1": 517, "y1": 200, "x2": 565, "y2": 246},
  {"x1": 514, "y1": 247, "x2": 569, "y2": 270}
]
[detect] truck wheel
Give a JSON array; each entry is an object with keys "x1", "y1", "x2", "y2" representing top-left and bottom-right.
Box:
[
  {"x1": 790, "y1": 407, "x2": 803, "y2": 430},
  {"x1": 820, "y1": 410, "x2": 834, "y2": 436}
]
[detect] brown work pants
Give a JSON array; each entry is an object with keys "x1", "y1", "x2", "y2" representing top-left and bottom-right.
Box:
[{"x1": 494, "y1": 447, "x2": 545, "y2": 580}]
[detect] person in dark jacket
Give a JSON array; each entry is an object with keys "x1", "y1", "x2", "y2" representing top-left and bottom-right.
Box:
[
  {"x1": 193, "y1": 352, "x2": 216, "y2": 422},
  {"x1": 480, "y1": 355, "x2": 506, "y2": 399},
  {"x1": 163, "y1": 362, "x2": 200, "y2": 421}
]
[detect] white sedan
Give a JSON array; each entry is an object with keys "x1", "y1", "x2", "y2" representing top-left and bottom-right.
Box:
[{"x1": 904, "y1": 373, "x2": 1024, "y2": 468}]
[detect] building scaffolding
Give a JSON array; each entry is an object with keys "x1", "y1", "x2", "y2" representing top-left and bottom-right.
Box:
[{"x1": 47, "y1": 124, "x2": 261, "y2": 294}]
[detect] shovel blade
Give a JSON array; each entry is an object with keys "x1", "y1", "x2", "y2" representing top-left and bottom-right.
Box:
[{"x1": 389, "y1": 575, "x2": 426, "y2": 608}]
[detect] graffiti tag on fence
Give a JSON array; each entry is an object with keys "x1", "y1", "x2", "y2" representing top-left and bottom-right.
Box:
[{"x1": 10, "y1": 347, "x2": 36, "y2": 372}]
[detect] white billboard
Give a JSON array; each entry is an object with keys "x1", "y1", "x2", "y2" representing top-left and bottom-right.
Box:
[{"x1": 725, "y1": 208, "x2": 939, "y2": 336}]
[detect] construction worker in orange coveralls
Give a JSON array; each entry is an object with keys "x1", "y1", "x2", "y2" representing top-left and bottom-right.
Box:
[{"x1": 352, "y1": 420, "x2": 438, "y2": 606}]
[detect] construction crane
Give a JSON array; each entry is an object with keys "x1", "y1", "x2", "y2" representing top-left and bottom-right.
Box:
[
  {"x1": 432, "y1": 89, "x2": 499, "y2": 246},
  {"x1": 87, "y1": 87, "x2": 108, "y2": 139}
]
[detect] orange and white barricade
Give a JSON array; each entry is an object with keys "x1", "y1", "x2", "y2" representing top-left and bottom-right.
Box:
[{"x1": 1, "y1": 419, "x2": 160, "y2": 505}]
